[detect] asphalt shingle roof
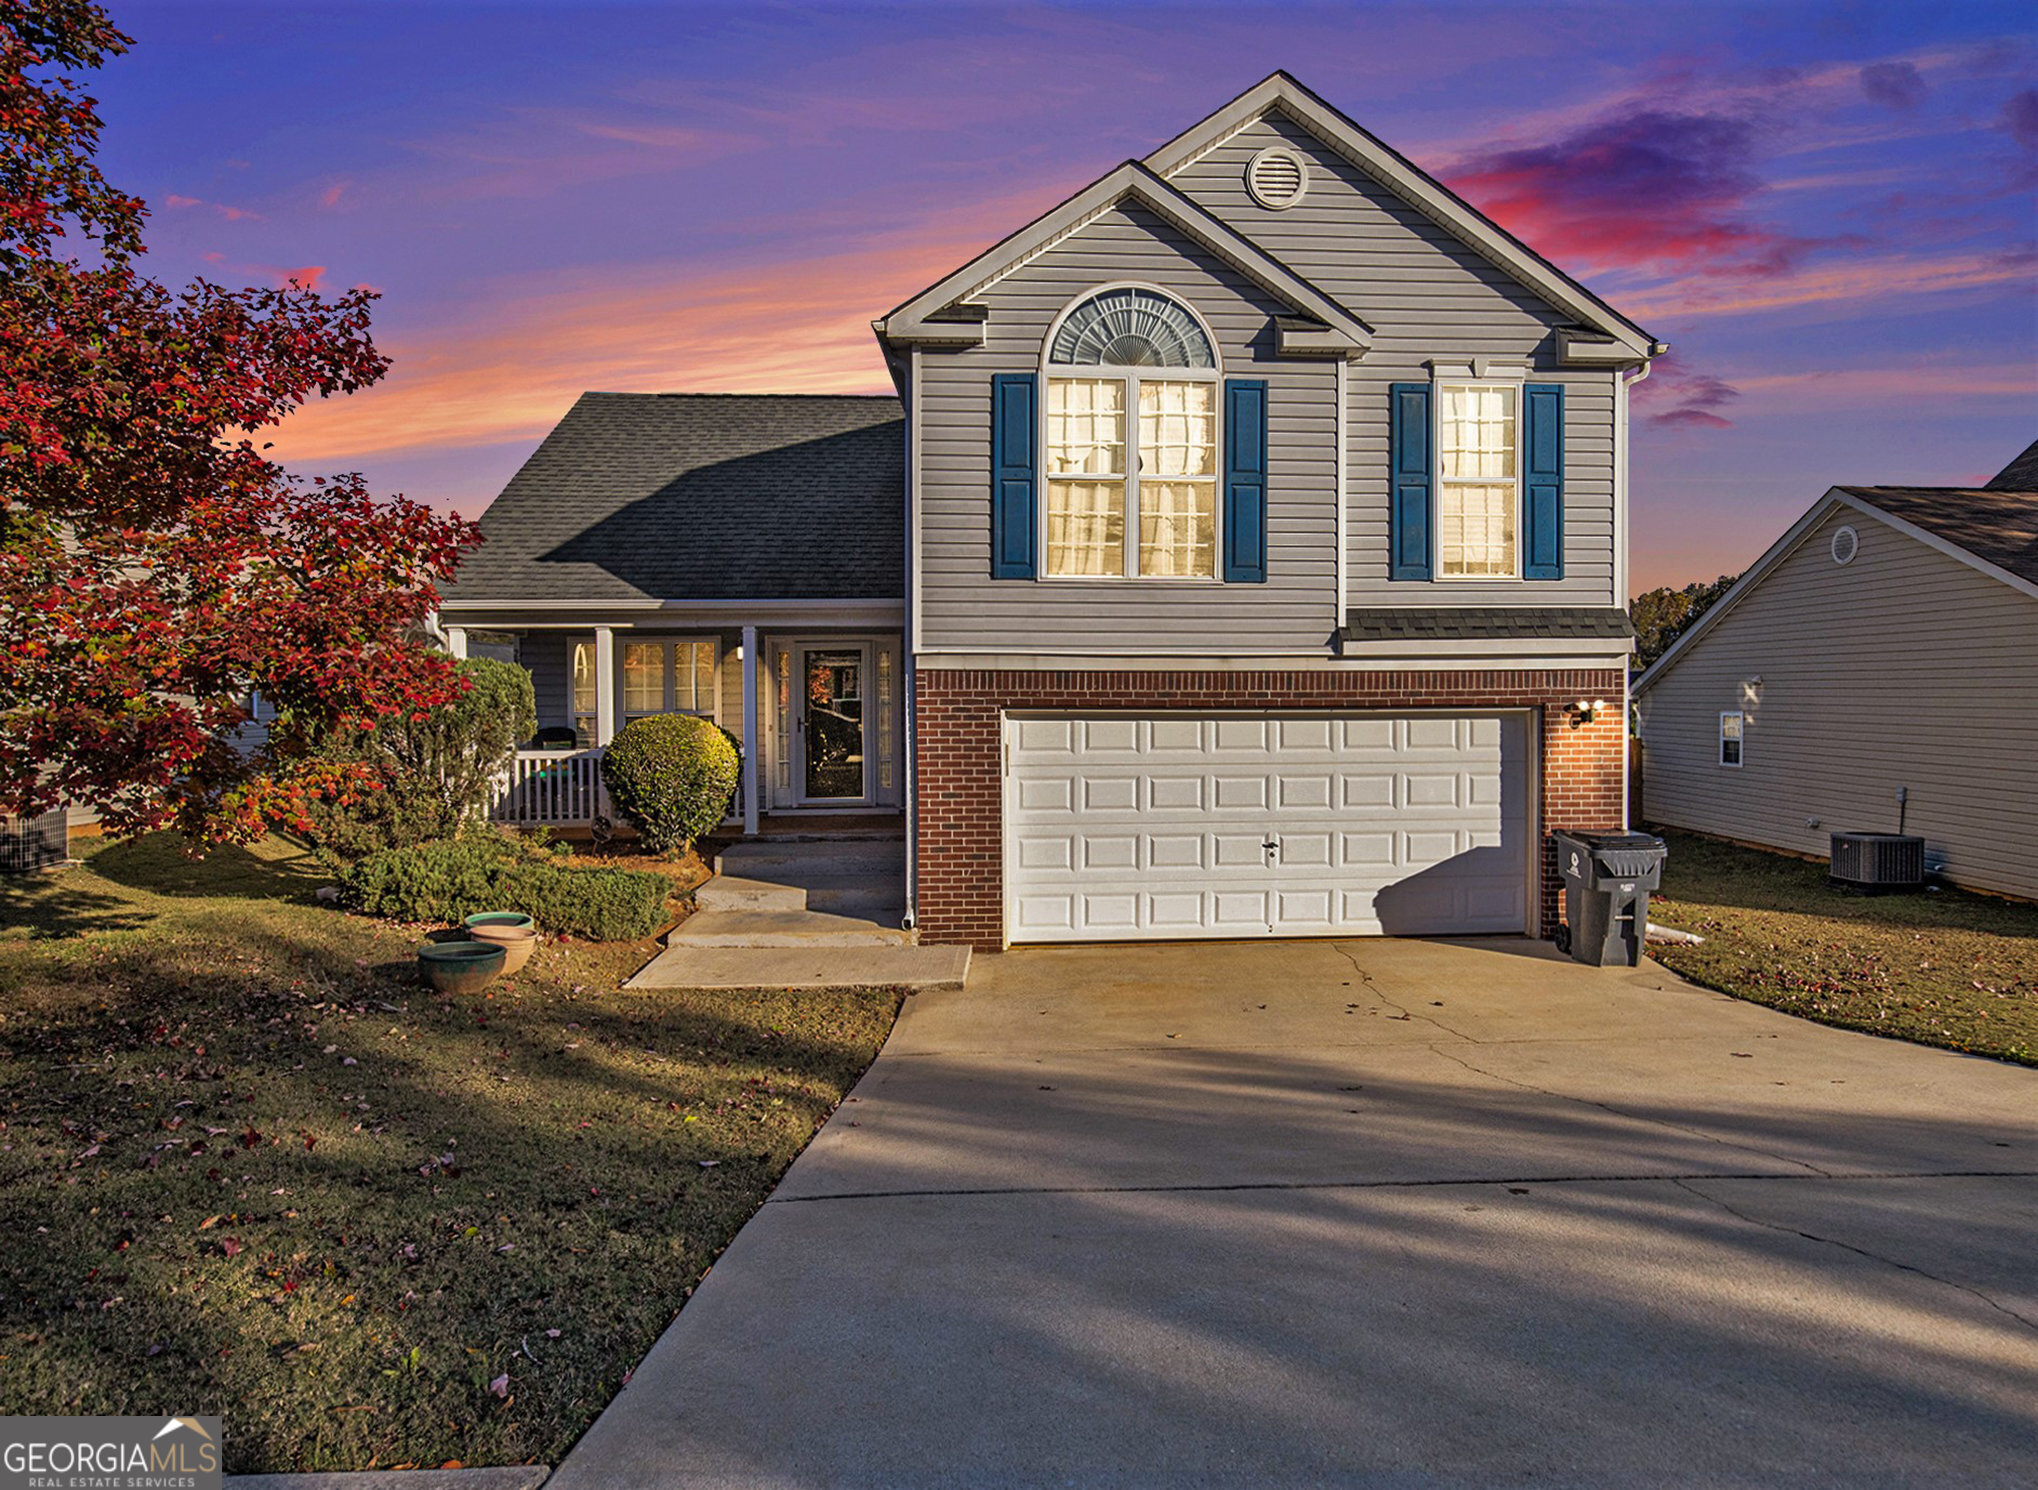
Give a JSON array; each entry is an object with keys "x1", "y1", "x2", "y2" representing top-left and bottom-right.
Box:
[
  {"x1": 1838, "y1": 485, "x2": 2038, "y2": 587},
  {"x1": 1985, "y1": 437, "x2": 2038, "y2": 492},
  {"x1": 443, "y1": 393, "x2": 905, "y2": 603},
  {"x1": 1339, "y1": 607, "x2": 1633, "y2": 643}
]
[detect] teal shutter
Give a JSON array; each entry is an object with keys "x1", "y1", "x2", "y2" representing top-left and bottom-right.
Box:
[
  {"x1": 1223, "y1": 378, "x2": 1268, "y2": 583},
  {"x1": 990, "y1": 373, "x2": 1037, "y2": 579},
  {"x1": 1389, "y1": 382, "x2": 1433, "y2": 580},
  {"x1": 1521, "y1": 382, "x2": 1564, "y2": 580}
]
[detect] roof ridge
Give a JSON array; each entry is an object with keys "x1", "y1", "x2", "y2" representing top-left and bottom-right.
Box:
[{"x1": 578, "y1": 390, "x2": 901, "y2": 402}]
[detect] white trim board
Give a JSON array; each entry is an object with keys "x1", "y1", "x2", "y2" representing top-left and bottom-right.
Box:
[{"x1": 877, "y1": 160, "x2": 1370, "y2": 356}]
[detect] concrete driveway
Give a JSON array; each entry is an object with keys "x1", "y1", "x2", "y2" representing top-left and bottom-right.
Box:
[{"x1": 550, "y1": 938, "x2": 2038, "y2": 1489}]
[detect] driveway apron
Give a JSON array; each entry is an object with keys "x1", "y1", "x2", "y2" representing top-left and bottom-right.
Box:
[{"x1": 549, "y1": 938, "x2": 2038, "y2": 1489}]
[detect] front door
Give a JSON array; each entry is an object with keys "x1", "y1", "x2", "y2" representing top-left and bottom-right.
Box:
[{"x1": 794, "y1": 644, "x2": 872, "y2": 805}]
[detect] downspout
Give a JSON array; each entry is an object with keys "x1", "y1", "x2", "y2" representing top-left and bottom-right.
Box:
[
  {"x1": 1616, "y1": 347, "x2": 1663, "y2": 831},
  {"x1": 900, "y1": 343, "x2": 921, "y2": 931}
]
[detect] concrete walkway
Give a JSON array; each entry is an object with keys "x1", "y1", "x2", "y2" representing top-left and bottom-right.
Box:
[{"x1": 554, "y1": 938, "x2": 2038, "y2": 1488}]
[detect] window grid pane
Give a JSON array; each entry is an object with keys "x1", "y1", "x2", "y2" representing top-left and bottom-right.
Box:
[
  {"x1": 1440, "y1": 482, "x2": 1516, "y2": 578},
  {"x1": 623, "y1": 642, "x2": 663, "y2": 714},
  {"x1": 1438, "y1": 383, "x2": 1518, "y2": 577},
  {"x1": 1046, "y1": 378, "x2": 1125, "y2": 477},
  {"x1": 1137, "y1": 380, "x2": 1216, "y2": 478},
  {"x1": 572, "y1": 642, "x2": 597, "y2": 716},
  {"x1": 1440, "y1": 384, "x2": 1516, "y2": 480},
  {"x1": 1138, "y1": 480, "x2": 1216, "y2": 578},
  {"x1": 1046, "y1": 480, "x2": 1126, "y2": 577}
]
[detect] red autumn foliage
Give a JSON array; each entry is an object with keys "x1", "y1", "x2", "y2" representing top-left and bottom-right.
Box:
[{"x1": 0, "y1": 0, "x2": 477, "y2": 841}]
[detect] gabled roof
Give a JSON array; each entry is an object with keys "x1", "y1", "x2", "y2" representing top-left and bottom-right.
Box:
[
  {"x1": 1635, "y1": 481, "x2": 2038, "y2": 693},
  {"x1": 1985, "y1": 436, "x2": 2038, "y2": 491},
  {"x1": 442, "y1": 393, "x2": 903, "y2": 605},
  {"x1": 1143, "y1": 73, "x2": 1660, "y2": 363},
  {"x1": 877, "y1": 159, "x2": 1370, "y2": 354}
]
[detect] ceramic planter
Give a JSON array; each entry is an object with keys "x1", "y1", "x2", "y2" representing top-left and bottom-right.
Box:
[
  {"x1": 466, "y1": 920, "x2": 538, "y2": 973},
  {"x1": 418, "y1": 940, "x2": 506, "y2": 994},
  {"x1": 464, "y1": 911, "x2": 535, "y2": 932}
]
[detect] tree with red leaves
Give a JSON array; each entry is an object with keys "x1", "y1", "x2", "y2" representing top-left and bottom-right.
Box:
[{"x1": 0, "y1": 0, "x2": 476, "y2": 841}]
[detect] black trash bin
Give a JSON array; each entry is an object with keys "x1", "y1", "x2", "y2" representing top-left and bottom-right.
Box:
[{"x1": 1552, "y1": 829, "x2": 1668, "y2": 967}]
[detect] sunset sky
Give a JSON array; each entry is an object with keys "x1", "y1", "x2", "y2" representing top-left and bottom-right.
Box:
[{"x1": 104, "y1": 0, "x2": 2036, "y2": 592}]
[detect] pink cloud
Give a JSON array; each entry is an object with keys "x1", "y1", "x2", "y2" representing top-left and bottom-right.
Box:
[
  {"x1": 1633, "y1": 354, "x2": 1740, "y2": 430},
  {"x1": 1442, "y1": 109, "x2": 1826, "y2": 282},
  {"x1": 281, "y1": 266, "x2": 326, "y2": 290},
  {"x1": 265, "y1": 183, "x2": 1065, "y2": 466},
  {"x1": 160, "y1": 192, "x2": 264, "y2": 222},
  {"x1": 318, "y1": 181, "x2": 348, "y2": 209}
]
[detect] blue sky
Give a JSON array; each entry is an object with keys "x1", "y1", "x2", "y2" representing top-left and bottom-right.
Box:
[{"x1": 103, "y1": 0, "x2": 2037, "y2": 589}]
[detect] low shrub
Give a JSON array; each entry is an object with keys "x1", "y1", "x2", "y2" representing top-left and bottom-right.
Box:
[
  {"x1": 601, "y1": 714, "x2": 739, "y2": 854},
  {"x1": 496, "y1": 861, "x2": 673, "y2": 943},
  {"x1": 339, "y1": 837, "x2": 671, "y2": 941}
]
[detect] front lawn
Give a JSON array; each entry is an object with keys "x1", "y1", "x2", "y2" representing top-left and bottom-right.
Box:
[
  {"x1": 1645, "y1": 830, "x2": 2038, "y2": 1067},
  {"x1": 0, "y1": 833, "x2": 900, "y2": 1472}
]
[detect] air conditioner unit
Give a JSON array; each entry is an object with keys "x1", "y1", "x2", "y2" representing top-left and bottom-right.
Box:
[
  {"x1": 1, "y1": 809, "x2": 69, "y2": 874},
  {"x1": 1829, "y1": 831, "x2": 1925, "y2": 893}
]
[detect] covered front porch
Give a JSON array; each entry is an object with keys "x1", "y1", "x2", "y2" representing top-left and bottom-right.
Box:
[{"x1": 441, "y1": 601, "x2": 905, "y2": 838}]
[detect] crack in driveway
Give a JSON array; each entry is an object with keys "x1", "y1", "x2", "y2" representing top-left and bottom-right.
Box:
[{"x1": 1671, "y1": 1176, "x2": 2038, "y2": 1334}]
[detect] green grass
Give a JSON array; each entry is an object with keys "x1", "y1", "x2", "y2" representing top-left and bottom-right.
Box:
[
  {"x1": 1645, "y1": 830, "x2": 2038, "y2": 1067},
  {"x1": 0, "y1": 833, "x2": 901, "y2": 1471}
]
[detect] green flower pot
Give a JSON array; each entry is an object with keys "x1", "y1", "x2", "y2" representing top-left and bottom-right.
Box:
[{"x1": 418, "y1": 940, "x2": 506, "y2": 994}]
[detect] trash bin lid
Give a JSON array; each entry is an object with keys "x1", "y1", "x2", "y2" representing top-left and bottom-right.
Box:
[
  {"x1": 1595, "y1": 849, "x2": 1663, "y2": 877},
  {"x1": 1562, "y1": 831, "x2": 1665, "y2": 853}
]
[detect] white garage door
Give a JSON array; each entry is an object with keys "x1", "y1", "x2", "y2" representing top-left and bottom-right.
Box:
[{"x1": 1005, "y1": 711, "x2": 1532, "y2": 943}]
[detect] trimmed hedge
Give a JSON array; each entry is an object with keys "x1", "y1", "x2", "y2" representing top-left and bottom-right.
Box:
[
  {"x1": 339, "y1": 837, "x2": 671, "y2": 942},
  {"x1": 601, "y1": 714, "x2": 739, "y2": 854}
]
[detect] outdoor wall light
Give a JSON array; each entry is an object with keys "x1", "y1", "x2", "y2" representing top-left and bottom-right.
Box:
[{"x1": 1568, "y1": 698, "x2": 1606, "y2": 726}]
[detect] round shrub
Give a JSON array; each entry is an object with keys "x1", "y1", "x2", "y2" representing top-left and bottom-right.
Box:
[{"x1": 600, "y1": 714, "x2": 739, "y2": 854}]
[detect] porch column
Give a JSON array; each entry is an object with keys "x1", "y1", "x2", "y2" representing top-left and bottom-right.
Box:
[
  {"x1": 444, "y1": 625, "x2": 468, "y2": 660},
  {"x1": 740, "y1": 625, "x2": 760, "y2": 835},
  {"x1": 594, "y1": 625, "x2": 616, "y2": 746}
]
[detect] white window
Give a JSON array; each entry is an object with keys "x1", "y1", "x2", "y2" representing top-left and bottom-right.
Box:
[
  {"x1": 584, "y1": 638, "x2": 717, "y2": 732},
  {"x1": 1437, "y1": 382, "x2": 1518, "y2": 579},
  {"x1": 1720, "y1": 711, "x2": 1743, "y2": 768},
  {"x1": 1044, "y1": 288, "x2": 1219, "y2": 580},
  {"x1": 571, "y1": 642, "x2": 598, "y2": 743}
]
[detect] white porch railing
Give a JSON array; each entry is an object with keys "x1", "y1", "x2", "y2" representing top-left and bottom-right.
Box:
[
  {"x1": 489, "y1": 748, "x2": 611, "y2": 827},
  {"x1": 488, "y1": 746, "x2": 743, "y2": 829}
]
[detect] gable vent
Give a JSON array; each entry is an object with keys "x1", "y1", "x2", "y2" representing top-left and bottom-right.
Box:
[
  {"x1": 1246, "y1": 146, "x2": 1309, "y2": 210},
  {"x1": 1831, "y1": 525, "x2": 1858, "y2": 564}
]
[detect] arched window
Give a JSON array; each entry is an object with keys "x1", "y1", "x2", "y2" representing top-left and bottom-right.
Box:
[{"x1": 1043, "y1": 288, "x2": 1220, "y2": 580}]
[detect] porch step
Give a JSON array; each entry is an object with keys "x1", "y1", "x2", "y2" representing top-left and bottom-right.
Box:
[
  {"x1": 714, "y1": 841, "x2": 904, "y2": 877},
  {"x1": 627, "y1": 943, "x2": 970, "y2": 993},
  {"x1": 669, "y1": 908, "x2": 912, "y2": 949},
  {"x1": 692, "y1": 875, "x2": 809, "y2": 914}
]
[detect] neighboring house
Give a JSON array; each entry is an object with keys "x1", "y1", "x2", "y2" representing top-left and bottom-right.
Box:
[
  {"x1": 1634, "y1": 439, "x2": 2038, "y2": 901},
  {"x1": 441, "y1": 72, "x2": 1663, "y2": 950}
]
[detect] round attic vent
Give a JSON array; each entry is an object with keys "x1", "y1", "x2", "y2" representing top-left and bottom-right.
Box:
[
  {"x1": 1831, "y1": 525, "x2": 1859, "y2": 565},
  {"x1": 1246, "y1": 146, "x2": 1309, "y2": 210}
]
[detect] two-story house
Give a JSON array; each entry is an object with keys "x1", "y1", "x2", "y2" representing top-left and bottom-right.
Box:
[{"x1": 441, "y1": 73, "x2": 1661, "y2": 951}]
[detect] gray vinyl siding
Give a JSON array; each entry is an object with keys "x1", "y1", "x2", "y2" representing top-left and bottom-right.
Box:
[
  {"x1": 521, "y1": 632, "x2": 572, "y2": 732},
  {"x1": 1636, "y1": 507, "x2": 2038, "y2": 900},
  {"x1": 916, "y1": 201, "x2": 1339, "y2": 653},
  {"x1": 1166, "y1": 111, "x2": 1619, "y2": 606}
]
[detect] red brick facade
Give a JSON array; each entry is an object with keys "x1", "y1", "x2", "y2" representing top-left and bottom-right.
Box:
[{"x1": 912, "y1": 667, "x2": 1628, "y2": 950}]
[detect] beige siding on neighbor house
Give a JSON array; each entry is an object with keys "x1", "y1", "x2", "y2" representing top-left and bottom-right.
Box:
[
  {"x1": 1637, "y1": 506, "x2": 2038, "y2": 899},
  {"x1": 1164, "y1": 111, "x2": 1621, "y2": 607}
]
